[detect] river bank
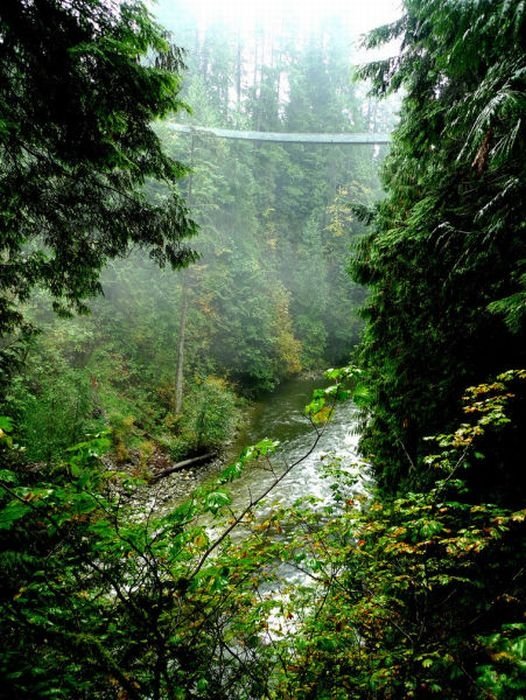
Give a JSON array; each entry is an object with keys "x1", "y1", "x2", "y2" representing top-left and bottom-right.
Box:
[{"x1": 124, "y1": 375, "x2": 369, "y2": 523}]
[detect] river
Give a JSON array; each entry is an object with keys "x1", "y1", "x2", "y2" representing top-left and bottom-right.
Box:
[
  {"x1": 223, "y1": 374, "x2": 370, "y2": 515},
  {"x1": 139, "y1": 375, "x2": 370, "y2": 643},
  {"x1": 210, "y1": 374, "x2": 370, "y2": 643},
  {"x1": 139, "y1": 375, "x2": 369, "y2": 520}
]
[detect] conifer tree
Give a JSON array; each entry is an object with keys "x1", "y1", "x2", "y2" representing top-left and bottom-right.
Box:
[
  {"x1": 353, "y1": 0, "x2": 526, "y2": 490},
  {"x1": 0, "y1": 0, "x2": 196, "y2": 381}
]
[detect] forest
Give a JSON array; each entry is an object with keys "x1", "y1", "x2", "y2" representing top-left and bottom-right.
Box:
[{"x1": 0, "y1": 0, "x2": 525, "y2": 698}]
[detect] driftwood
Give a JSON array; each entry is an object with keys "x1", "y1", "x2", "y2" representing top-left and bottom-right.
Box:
[{"x1": 150, "y1": 452, "x2": 214, "y2": 482}]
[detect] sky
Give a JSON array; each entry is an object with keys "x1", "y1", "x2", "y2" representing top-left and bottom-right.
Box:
[
  {"x1": 175, "y1": 0, "x2": 404, "y2": 63},
  {"x1": 187, "y1": 0, "x2": 403, "y2": 37}
]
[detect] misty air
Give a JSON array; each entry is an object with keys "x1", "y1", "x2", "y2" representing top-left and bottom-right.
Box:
[{"x1": 1, "y1": 0, "x2": 525, "y2": 698}]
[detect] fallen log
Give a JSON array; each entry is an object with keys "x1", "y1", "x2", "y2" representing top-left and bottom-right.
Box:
[{"x1": 150, "y1": 452, "x2": 215, "y2": 482}]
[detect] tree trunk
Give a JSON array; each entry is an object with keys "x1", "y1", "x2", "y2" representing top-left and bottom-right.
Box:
[
  {"x1": 174, "y1": 280, "x2": 188, "y2": 415},
  {"x1": 150, "y1": 452, "x2": 214, "y2": 482},
  {"x1": 236, "y1": 37, "x2": 242, "y2": 109},
  {"x1": 173, "y1": 134, "x2": 195, "y2": 416}
]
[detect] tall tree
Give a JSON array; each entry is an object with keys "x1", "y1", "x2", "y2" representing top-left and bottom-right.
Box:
[
  {"x1": 0, "y1": 0, "x2": 197, "y2": 384},
  {"x1": 352, "y1": 0, "x2": 526, "y2": 492}
]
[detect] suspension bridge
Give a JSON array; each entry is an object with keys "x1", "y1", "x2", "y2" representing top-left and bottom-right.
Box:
[{"x1": 167, "y1": 123, "x2": 391, "y2": 145}]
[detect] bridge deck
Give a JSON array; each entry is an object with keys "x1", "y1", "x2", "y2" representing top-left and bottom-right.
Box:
[{"x1": 167, "y1": 123, "x2": 391, "y2": 145}]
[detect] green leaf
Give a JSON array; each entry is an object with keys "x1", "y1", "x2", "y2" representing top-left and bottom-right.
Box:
[
  {"x1": 305, "y1": 397, "x2": 326, "y2": 416},
  {"x1": 253, "y1": 438, "x2": 280, "y2": 456},
  {"x1": 0, "y1": 469, "x2": 18, "y2": 484},
  {"x1": 218, "y1": 461, "x2": 244, "y2": 483},
  {"x1": 0, "y1": 416, "x2": 13, "y2": 432},
  {"x1": 205, "y1": 490, "x2": 231, "y2": 514},
  {"x1": 196, "y1": 678, "x2": 209, "y2": 692},
  {"x1": 352, "y1": 383, "x2": 372, "y2": 407},
  {"x1": 0, "y1": 501, "x2": 31, "y2": 529}
]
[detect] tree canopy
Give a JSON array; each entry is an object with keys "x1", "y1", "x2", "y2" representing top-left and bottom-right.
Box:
[
  {"x1": 0, "y1": 0, "x2": 197, "y2": 379},
  {"x1": 352, "y1": 0, "x2": 526, "y2": 491}
]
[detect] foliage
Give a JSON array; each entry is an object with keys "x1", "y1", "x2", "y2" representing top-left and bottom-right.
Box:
[
  {"x1": 0, "y1": 5, "x2": 391, "y2": 465},
  {"x1": 0, "y1": 0, "x2": 197, "y2": 386},
  {"x1": 7, "y1": 365, "x2": 92, "y2": 465},
  {"x1": 149, "y1": 0, "x2": 391, "y2": 390},
  {"x1": 0, "y1": 422, "x2": 282, "y2": 698},
  {"x1": 1, "y1": 0, "x2": 394, "y2": 467},
  {"x1": 268, "y1": 371, "x2": 525, "y2": 699},
  {"x1": 2, "y1": 312, "x2": 246, "y2": 467},
  {"x1": 163, "y1": 376, "x2": 242, "y2": 460},
  {"x1": 351, "y1": 0, "x2": 526, "y2": 490},
  {"x1": 6, "y1": 2, "x2": 526, "y2": 698},
  {"x1": 1, "y1": 369, "x2": 525, "y2": 698},
  {"x1": 254, "y1": 371, "x2": 526, "y2": 698},
  {"x1": 0, "y1": 368, "x2": 352, "y2": 698}
]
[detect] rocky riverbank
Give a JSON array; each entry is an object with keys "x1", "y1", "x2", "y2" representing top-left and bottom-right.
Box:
[{"x1": 105, "y1": 446, "x2": 230, "y2": 519}]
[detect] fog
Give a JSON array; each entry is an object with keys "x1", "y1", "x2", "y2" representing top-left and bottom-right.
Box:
[
  {"x1": 3, "y1": 0, "x2": 405, "y2": 443},
  {"x1": 154, "y1": 0, "x2": 403, "y2": 44},
  {"x1": 25, "y1": 0, "x2": 403, "y2": 424},
  {"x1": 90, "y1": 0, "x2": 403, "y2": 394}
]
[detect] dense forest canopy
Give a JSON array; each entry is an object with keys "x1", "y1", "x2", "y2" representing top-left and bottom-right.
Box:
[
  {"x1": 353, "y1": 0, "x2": 526, "y2": 494},
  {"x1": 0, "y1": 0, "x2": 197, "y2": 384},
  {"x1": 0, "y1": 0, "x2": 399, "y2": 466},
  {"x1": 0, "y1": 0, "x2": 525, "y2": 698}
]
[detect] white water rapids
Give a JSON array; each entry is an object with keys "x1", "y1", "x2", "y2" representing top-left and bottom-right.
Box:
[
  {"x1": 205, "y1": 377, "x2": 372, "y2": 642},
  {"x1": 225, "y1": 376, "x2": 370, "y2": 514}
]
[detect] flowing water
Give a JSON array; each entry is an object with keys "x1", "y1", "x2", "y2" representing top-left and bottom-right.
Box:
[
  {"x1": 224, "y1": 375, "x2": 370, "y2": 515},
  {"x1": 143, "y1": 375, "x2": 369, "y2": 517},
  {"x1": 214, "y1": 375, "x2": 371, "y2": 642}
]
